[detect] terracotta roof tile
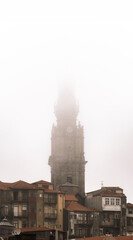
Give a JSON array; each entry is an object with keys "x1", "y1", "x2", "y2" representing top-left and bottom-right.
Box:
[
  {"x1": 95, "y1": 190, "x2": 126, "y2": 198},
  {"x1": 102, "y1": 187, "x2": 123, "y2": 190},
  {"x1": 0, "y1": 181, "x2": 9, "y2": 190},
  {"x1": 66, "y1": 201, "x2": 95, "y2": 212},
  {"x1": 9, "y1": 180, "x2": 34, "y2": 189},
  {"x1": 65, "y1": 194, "x2": 78, "y2": 201},
  {"x1": 19, "y1": 227, "x2": 64, "y2": 233},
  {"x1": 87, "y1": 187, "x2": 123, "y2": 195},
  {"x1": 44, "y1": 189, "x2": 61, "y2": 193},
  {"x1": 32, "y1": 180, "x2": 53, "y2": 185},
  {"x1": 76, "y1": 236, "x2": 105, "y2": 240},
  {"x1": 20, "y1": 227, "x2": 53, "y2": 232},
  {"x1": 116, "y1": 237, "x2": 133, "y2": 240},
  {"x1": 76, "y1": 236, "x2": 133, "y2": 240},
  {"x1": 127, "y1": 203, "x2": 133, "y2": 208},
  {"x1": 0, "y1": 180, "x2": 54, "y2": 190}
]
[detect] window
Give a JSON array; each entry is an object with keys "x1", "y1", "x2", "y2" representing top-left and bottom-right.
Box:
[
  {"x1": 115, "y1": 213, "x2": 120, "y2": 219},
  {"x1": 44, "y1": 193, "x2": 57, "y2": 203},
  {"x1": 105, "y1": 198, "x2": 109, "y2": 205},
  {"x1": 22, "y1": 220, "x2": 27, "y2": 228},
  {"x1": 31, "y1": 221, "x2": 36, "y2": 227},
  {"x1": 128, "y1": 209, "x2": 133, "y2": 214},
  {"x1": 30, "y1": 203, "x2": 36, "y2": 212},
  {"x1": 116, "y1": 198, "x2": 120, "y2": 205},
  {"x1": 13, "y1": 221, "x2": 18, "y2": 228},
  {"x1": 77, "y1": 228, "x2": 82, "y2": 236},
  {"x1": 22, "y1": 191, "x2": 28, "y2": 201},
  {"x1": 103, "y1": 213, "x2": 110, "y2": 222},
  {"x1": 13, "y1": 205, "x2": 19, "y2": 216},
  {"x1": 22, "y1": 205, "x2": 27, "y2": 211},
  {"x1": 127, "y1": 218, "x2": 133, "y2": 226},
  {"x1": 77, "y1": 214, "x2": 83, "y2": 223},
  {"x1": 44, "y1": 193, "x2": 48, "y2": 202},
  {"x1": 22, "y1": 205, "x2": 27, "y2": 216},
  {"x1": 14, "y1": 191, "x2": 18, "y2": 201},
  {"x1": 111, "y1": 198, "x2": 115, "y2": 205},
  {"x1": 4, "y1": 205, "x2": 8, "y2": 216},
  {"x1": 84, "y1": 214, "x2": 87, "y2": 223},
  {"x1": 85, "y1": 228, "x2": 88, "y2": 237},
  {"x1": 6, "y1": 192, "x2": 10, "y2": 201},
  {"x1": 71, "y1": 214, "x2": 76, "y2": 219},
  {"x1": 30, "y1": 191, "x2": 36, "y2": 197}
]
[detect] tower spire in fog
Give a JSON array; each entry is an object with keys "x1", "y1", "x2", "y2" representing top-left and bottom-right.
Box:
[{"x1": 49, "y1": 86, "x2": 86, "y2": 197}]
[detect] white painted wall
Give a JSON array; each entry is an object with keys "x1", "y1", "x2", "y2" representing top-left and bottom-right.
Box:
[{"x1": 102, "y1": 197, "x2": 121, "y2": 211}]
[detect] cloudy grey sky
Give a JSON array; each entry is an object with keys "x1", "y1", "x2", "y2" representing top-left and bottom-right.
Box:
[{"x1": 0, "y1": 1, "x2": 133, "y2": 202}]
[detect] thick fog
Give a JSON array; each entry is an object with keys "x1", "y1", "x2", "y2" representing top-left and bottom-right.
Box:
[{"x1": 0, "y1": 1, "x2": 133, "y2": 202}]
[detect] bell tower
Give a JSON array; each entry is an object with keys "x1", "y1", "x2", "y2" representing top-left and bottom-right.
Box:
[{"x1": 49, "y1": 86, "x2": 86, "y2": 197}]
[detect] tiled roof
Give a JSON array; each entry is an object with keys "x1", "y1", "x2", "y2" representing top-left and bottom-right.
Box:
[
  {"x1": 20, "y1": 227, "x2": 53, "y2": 232},
  {"x1": 32, "y1": 180, "x2": 53, "y2": 185},
  {"x1": 96, "y1": 190, "x2": 126, "y2": 197},
  {"x1": 19, "y1": 227, "x2": 64, "y2": 233},
  {"x1": 102, "y1": 187, "x2": 123, "y2": 190},
  {"x1": 76, "y1": 237, "x2": 105, "y2": 240},
  {"x1": 0, "y1": 181, "x2": 9, "y2": 190},
  {"x1": 76, "y1": 236, "x2": 133, "y2": 240},
  {"x1": 127, "y1": 203, "x2": 133, "y2": 208},
  {"x1": 44, "y1": 189, "x2": 61, "y2": 193},
  {"x1": 9, "y1": 180, "x2": 35, "y2": 189},
  {"x1": 65, "y1": 194, "x2": 78, "y2": 201},
  {"x1": 87, "y1": 187, "x2": 123, "y2": 195},
  {"x1": 116, "y1": 237, "x2": 133, "y2": 240},
  {"x1": 66, "y1": 201, "x2": 95, "y2": 212},
  {"x1": 0, "y1": 180, "x2": 53, "y2": 190}
]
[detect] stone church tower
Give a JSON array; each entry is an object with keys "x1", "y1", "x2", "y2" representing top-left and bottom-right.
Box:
[{"x1": 49, "y1": 87, "x2": 86, "y2": 197}]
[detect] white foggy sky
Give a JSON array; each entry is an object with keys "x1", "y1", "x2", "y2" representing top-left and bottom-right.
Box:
[{"x1": 0, "y1": 1, "x2": 133, "y2": 202}]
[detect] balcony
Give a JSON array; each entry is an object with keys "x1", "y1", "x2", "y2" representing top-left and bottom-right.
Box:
[
  {"x1": 100, "y1": 219, "x2": 120, "y2": 228},
  {"x1": 44, "y1": 198, "x2": 57, "y2": 204},
  {"x1": 44, "y1": 213, "x2": 57, "y2": 219},
  {"x1": 75, "y1": 220, "x2": 93, "y2": 226},
  {"x1": 21, "y1": 197, "x2": 28, "y2": 202},
  {"x1": 28, "y1": 197, "x2": 36, "y2": 202},
  {"x1": 13, "y1": 212, "x2": 28, "y2": 218},
  {"x1": 127, "y1": 226, "x2": 133, "y2": 232},
  {"x1": 101, "y1": 220, "x2": 114, "y2": 227}
]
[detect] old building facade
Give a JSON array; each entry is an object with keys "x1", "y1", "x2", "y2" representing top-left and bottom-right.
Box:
[
  {"x1": 85, "y1": 187, "x2": 127, "y2": 236},
  {"x1": 0, "y1": 180, "x2": 65, "y2": 230},
  {"x1": 48, "y1": 87, "x2": 86, "y2": 197},
  {"x1": 126, "y1": 203, "x2": 133, "y2": 235},
  {"x1": 63, "y1": 200, "x2": 99, "y2": 238}
]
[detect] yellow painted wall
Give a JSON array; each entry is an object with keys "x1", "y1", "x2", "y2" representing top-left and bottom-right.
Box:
[
  {"x1": 57, "y1": 193, "x2": 65, "y2": 230},
  {"x1": 18, "y1": 220, "x2": 22, "y2": 228},
  {"x1": 19, "y1": 205, "x2": 22, "y2": 216}
]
